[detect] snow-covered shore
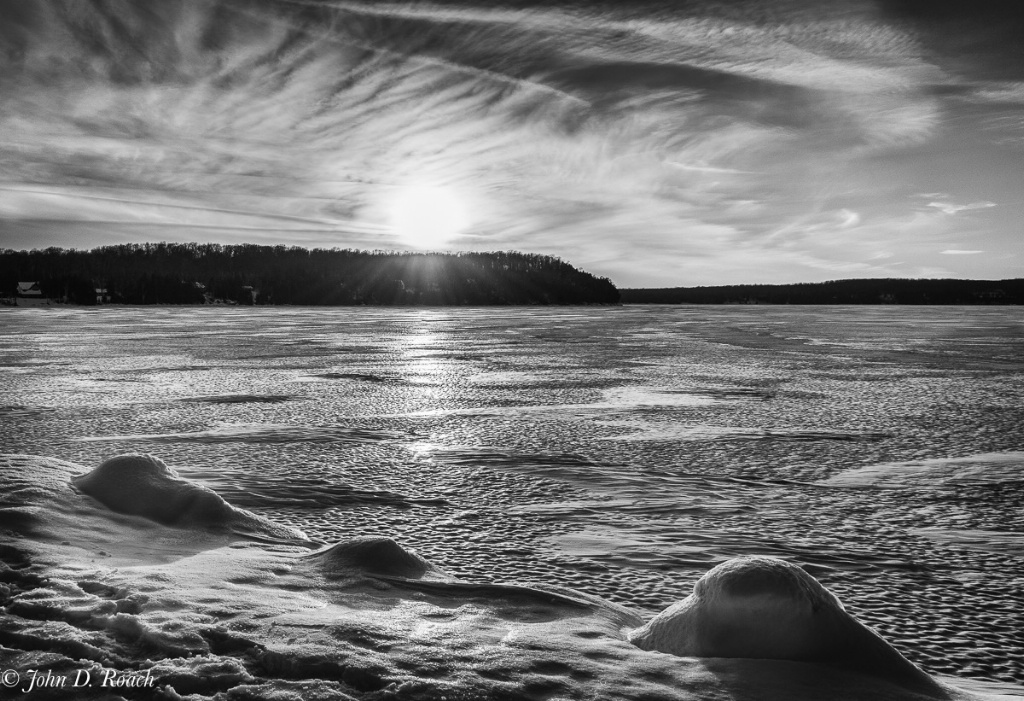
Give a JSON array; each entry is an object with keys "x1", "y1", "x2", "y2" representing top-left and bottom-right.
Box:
[{"x1": 2, "y1": 453, "x2": 1015, "y2": 701}]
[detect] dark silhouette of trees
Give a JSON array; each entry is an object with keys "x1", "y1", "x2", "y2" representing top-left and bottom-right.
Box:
[
  {"x1": 0, "y1": 243, "x2": 619, "y2": 306},
  {"x1": 621, "y1": 279, "x2": 1024, "y2": 305}
]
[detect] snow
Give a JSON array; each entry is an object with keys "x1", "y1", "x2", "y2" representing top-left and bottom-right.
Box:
[
  {"x1": 307, "y1": 536, "x2": 450, "y2": 581},
  {"x1": 629, "y1": 556, "x2": 942, "y2": 695},
  {"x1": 72, "y1": 454, "x2": 303, "y2": 540},
  {"x1": 0, "y1": 453, "x2": 1010, "y2": 700}
]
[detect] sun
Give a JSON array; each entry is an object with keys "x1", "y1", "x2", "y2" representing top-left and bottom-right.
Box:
[{"x1": 388, "y1": 185, "x2": 469, "y2": 249}]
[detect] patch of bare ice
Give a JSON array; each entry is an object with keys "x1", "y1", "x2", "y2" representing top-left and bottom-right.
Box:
[
  {"x1": 821, "y1": 452, "x2": 1024, "y2": 488},
  {"x1": 73, "y1": 423, "x2": 412, "y2": 444},
  {"x1": 909, "y1": 528, "x2": 1024, "y2": 555},
  {"x1": 596, "y1": 420, "x2": 891, "y2": 442}
]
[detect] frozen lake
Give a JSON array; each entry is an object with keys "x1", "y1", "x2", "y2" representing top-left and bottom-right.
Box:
[{"x1": 2, "y1": 305, "x2": 1022, "y2": 684}]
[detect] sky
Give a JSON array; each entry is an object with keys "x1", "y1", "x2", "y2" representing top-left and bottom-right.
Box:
[{"x1": 0, "y1": 0, "x2": 1022, "y2": 287}]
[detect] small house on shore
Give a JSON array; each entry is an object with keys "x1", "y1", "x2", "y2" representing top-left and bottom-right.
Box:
[
  {"x1": 17, "y1": 282, "x2": 43, "y2": 299},
  {"x1": 15, "y1": 282, "x2": 52, "y2": 306}
]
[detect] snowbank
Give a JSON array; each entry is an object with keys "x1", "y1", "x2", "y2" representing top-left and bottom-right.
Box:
[
  {"x1": 628, "y1": 556, "x2": 941, "y2": 695},
  {"x1": 307, "y1": 535, "x2": 451, "y2": 580},
  {"x1": 72, "y1": 454, "x2": 306, "y2": 541},
  {"x1": 0, "y1": 453, "x2": 1005, "y2": 700}
]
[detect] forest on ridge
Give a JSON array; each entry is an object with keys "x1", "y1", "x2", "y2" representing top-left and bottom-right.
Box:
[{"x1": 1, "y1": 243, "x2": 620, "y2": 306}]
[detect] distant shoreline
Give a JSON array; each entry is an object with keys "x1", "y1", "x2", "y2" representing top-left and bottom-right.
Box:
[
  {"x1": 621, "y1": 278, "x2": 1024, "y2": 305},
  {"x1": 5, "y1": 241, "x2": 1022, "y2": 306},
  {"x1": 4, "y1": 301, "x2": 1023, "y2": 309},
  {"x1": 1, "y1": 301, "x2": 623, "y2": 308}
]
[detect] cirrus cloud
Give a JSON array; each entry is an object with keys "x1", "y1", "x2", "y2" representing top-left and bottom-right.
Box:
[{"x1": 0, "y1": 0, "x2": 1021, "y2": 285}]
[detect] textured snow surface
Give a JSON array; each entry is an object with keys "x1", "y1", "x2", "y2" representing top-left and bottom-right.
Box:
[{"x1": 0, "y1": 453, "x2": 1010, "y2": 700}]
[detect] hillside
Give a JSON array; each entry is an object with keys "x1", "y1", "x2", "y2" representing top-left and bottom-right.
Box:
[{"x1": 0, "y1": 244, "x2": 619, "y2": 306}]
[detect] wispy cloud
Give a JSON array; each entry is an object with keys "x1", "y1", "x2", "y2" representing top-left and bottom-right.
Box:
[
  {"x1": 927, "y1": 201, "x2": 997, "y2": 216},
  {"x1": 0, "y1": 0, "x2": 1021, "y2": 284}
]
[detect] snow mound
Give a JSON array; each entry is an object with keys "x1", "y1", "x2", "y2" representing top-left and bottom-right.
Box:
[
  {"x1": 629, "y1": 556, "x2": 941, "y2": 694},
  {"x1": 306, "y1": 536, "x2": 448, "y2": 580},
  {"x1": 72, "y1": 454, "x2": 306, "y2": 542},
  {"x1": 73, "y1": 454, "x2": 232, "y2": 526}
]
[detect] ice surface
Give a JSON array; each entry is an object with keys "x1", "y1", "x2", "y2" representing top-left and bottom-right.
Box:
[
  {"x1": 178, "y1": 394, "x2": 294, "y2": 404},
  {"x1": 0, "y1": 453, "x2": 1008, "y2": 700},
  {"x1": 596, "y1": 419, "x2": 892, "y2": 442},
  {"x1": 822, "y1": 452, "x2": 1024, "y2": 489},
  {"x1": 2, "y1": 305, "x2": 1023, "y2": 690},
  {"x1": 76, "y1": 424, "x2": 413, "y2": 445},
  {"x1": 909, "y1": 528, "x2": 1024, "y2": 556}
]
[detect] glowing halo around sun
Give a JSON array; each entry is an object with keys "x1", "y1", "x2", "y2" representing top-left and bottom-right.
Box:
[{"x1": 387, "y1": 184, "x2": 470, "y2": 249}]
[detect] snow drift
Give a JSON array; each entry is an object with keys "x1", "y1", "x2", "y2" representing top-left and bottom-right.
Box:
[
  {"x1": 629, "y1": 556, "x2": 942, "y2": 695},
  {"x1": 0, "y1": 453, "x2": 1005, "y2": 700},
  {"x1": 72, "y1": 454, "x2": 306, "y2": 541}
]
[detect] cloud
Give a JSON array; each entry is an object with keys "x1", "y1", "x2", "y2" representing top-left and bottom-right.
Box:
[
  {"x1": 838, "y1": 209, "x2": 861, "y2": 228},
  {"x1": 927, "y1": 201, "x2": 997, "y2": 215},
  {"x1": 0, "y1": 0, "x2": 1020, "y2": 285},
  {"x1": 941, "y1": 249, "x2": 985, "y2": 255}
]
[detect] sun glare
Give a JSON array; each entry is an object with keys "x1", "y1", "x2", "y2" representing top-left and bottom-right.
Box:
[{"x1": 389, "y1": 185, "x2": 469, "y2": 249}]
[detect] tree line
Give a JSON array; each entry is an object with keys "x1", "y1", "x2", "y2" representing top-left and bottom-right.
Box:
[
  {"x1": 621, "y1": 278, "x2": 1024, "y2": 305},
  {"x1": 0, "y1": 243, "x2": 620, "y2": 306}
]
